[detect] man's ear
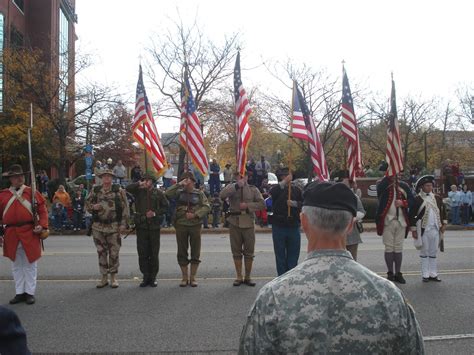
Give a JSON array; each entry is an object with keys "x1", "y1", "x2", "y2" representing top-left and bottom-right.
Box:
[
  {"x1": 300, "y1": 212, "x2": 310, "y2": 236},
  {"x1": 346, "y1": 217, "x2": 355, "y2": 236}
]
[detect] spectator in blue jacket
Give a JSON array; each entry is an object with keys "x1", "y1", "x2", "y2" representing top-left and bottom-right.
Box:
[{"x1": 448, "y1": 185, "x2": 462, "y2": 225}]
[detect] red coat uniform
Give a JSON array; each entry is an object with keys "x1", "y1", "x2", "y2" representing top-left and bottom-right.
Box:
[{"x1": 0, "y1": 186, "x2": 48, "y2": 263}]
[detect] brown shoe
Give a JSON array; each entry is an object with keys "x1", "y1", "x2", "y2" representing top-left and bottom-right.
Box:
[
  {"x1": 243, "y1": 279, "x2": 256, "y2": 287},
  {"x1": 233, "y1": 279, "x2": 243, "y2": 286}
]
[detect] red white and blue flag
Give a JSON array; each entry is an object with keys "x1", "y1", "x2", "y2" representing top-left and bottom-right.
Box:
[
  {"x1": 234, "y1": 52, "x2": 252, "y2": 177},
  {"x1": 341, "y1": 67, "x2": 363, "y2": 180},
  {"x1": 179, "y1": 67, "x2": 209, "y2": 177},
  {"x1": 385, "y1": 77, "x2": 403, "y2": 176},
  {"x1": 291, "y1": 81, "x2": 329, "y2": 181},
  {"x1": 132, "y1": 65, "x2": 168, "y2": 175}
]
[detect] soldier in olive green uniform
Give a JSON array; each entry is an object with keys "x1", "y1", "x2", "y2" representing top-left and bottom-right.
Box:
[
  {"x1": 165, "y1": 172, "x2": 210, "y2": 287},
  {"x1": 85, "y1": 170, "x2": 130, "y2": 288},
  {"x1": 126, "y1": 174, "x2": 169, "y2": 287},
  {"x1": 220, "y1": 172, "x2": 265, "y2": 287}
]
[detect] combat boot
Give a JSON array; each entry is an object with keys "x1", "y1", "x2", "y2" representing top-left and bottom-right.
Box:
[
  {"x1": 244, "y1": 259, "x2": 256, "y2": 287},
  {"x1": 179, "y1": 265, "x2": 188, "y2": 287},
  {"x1": 96, "y1": 274, "x2": 109, "y2": 288},
  {"x1": 233, "y1": 258, "x2": 243, "y2": 286},
  {"x1": 110, "y1": 273, "x2": 119, "y2": 288},
  {"x1": 190, "y1": 263, "x2": 199, "y2": 287}
]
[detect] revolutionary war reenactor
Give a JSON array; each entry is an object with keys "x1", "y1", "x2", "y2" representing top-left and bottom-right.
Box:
[
  {"x1": 0, "y1": 165, "x2": 49, "y2": 305},
  {"x1": 409, "y1": 175, "x2": 447, "y2": 282},
  {"x1": 85, "y1": 169, "x2": 130, "y2": 288},
  {"x1": 126, "y1": 174, "x2": 169, "y2": 287},
  {"x1": 375, "y1": 165, "x2": 414, "y2": 284},
  {"x1": 220, "y1": 172, "x2": 265, "y2": 286},
  {"x1": 165, "y1": 171, "x2": 210, "y2": 287}
]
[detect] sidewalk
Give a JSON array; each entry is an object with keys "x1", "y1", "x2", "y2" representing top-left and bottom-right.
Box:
[{"x1": 50, "y1": 222, "x2": 474, "y2": 236}]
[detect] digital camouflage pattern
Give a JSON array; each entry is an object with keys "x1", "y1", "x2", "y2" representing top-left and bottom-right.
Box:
[
  {"x1": 165, "y1": 184, "x2": 210, "y2": 227},
  {"x1": 239, "y1": 250, "x2": 424, "y2": 354}
]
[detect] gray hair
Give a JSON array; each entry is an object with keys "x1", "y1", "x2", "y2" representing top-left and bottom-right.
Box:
[{"x1": 301, "y1": 206, "x2": 353, "y2": 235}]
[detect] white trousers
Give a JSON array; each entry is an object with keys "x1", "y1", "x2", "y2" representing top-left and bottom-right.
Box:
[
  {"x1": 11, "y1": 243, "x2": 38, "y2": 295},
  {"x1": 420, "y1": 228, "x2": 439, "y2": 278}
]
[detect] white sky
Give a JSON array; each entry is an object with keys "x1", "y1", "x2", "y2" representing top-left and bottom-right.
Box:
[{"x1": 76, "y1": 0, "x2": 474, "y2": 133}]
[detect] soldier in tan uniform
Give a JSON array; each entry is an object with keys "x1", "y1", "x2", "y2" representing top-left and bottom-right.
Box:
[
  {"x1": 85, "y1": 170, "x2": 130, "y2": 288},
  {"x1": 165, "y1": 171, "x2": 210, "y2": 287},
  {"x1": 220, "y1": 172, "x2": 265, "y2": 286}
]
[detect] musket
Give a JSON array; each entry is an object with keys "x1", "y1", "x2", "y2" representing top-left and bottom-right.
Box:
[{"x1": 28, "y1": 104, "x2": 48, "y2": 249}]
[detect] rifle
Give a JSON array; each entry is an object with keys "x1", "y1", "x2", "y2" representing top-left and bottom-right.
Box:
[{"x1": 28, "y1": 104, "x2": 49, "y2": 249}]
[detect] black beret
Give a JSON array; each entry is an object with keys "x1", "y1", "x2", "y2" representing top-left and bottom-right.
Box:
[
  {"x1": 303, "y1": 181, "x2": 357, "y2": 216},
  {"x1": 415, "y1": 175, "x2": 435, "y2": 192}
]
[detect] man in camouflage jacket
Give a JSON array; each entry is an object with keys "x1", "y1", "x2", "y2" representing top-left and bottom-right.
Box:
[
  {"x1": 239, "y1": 182, "x2": 424, "y2": 354},
  {"x1": 85, "y1": 170, "x2": 130, "y2": 288}
]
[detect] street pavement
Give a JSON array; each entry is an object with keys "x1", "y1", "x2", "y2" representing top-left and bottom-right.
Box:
[{"x1": 0, "y1": 230, "x2": 473, "y2": 354}]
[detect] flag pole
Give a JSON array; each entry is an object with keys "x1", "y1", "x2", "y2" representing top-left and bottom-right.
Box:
[
  {"x1": 287, "y1": 81, "x2": 296, "y2": 217},
  {"x1": 342, "y1": 61, "x2": 348, "y2": 178},
  {"x1": 142, "y1": 121, "x2": 150, "y2": 209}
]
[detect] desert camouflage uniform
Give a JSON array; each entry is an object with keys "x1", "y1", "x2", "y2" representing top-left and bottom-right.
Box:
[
  {"x1": 239, "y1": 249, "x2": 424, "y2": 354},
  {"x1": 85, "y1": 185, "x2": 130, "y2": 275}
]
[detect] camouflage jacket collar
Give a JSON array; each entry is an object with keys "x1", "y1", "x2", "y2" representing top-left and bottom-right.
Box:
[{"x1": 305, "y1": 249, "x2": 353, "y2": 261}]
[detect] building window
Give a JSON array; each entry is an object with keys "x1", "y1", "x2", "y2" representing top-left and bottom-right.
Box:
[
  {"x1": 10, "y1": 26, "x2": 23, "y2": 48},
  {"x1": 12, "y1": 0, "x2": 24, "y2": 13},
  {"x1": 58, "y1": 7, "x2": 69, "y2": 111},
  {"x1": 0, "y1": 13, "x2": 4, "y2": 112}
]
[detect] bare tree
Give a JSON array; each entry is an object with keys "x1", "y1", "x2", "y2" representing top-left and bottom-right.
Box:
[{"x1": 145, "y1": 17, "x2": 240, "y2": 176}]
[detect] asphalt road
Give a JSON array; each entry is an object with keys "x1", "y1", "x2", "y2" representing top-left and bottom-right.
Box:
[{"x1": 0, "y1": 230, "x2": 473, "y2": 354}]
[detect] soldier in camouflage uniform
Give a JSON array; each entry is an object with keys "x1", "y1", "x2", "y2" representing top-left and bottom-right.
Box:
[
  {"x1": 165, "y1": 171, "x2": 210, "y2": 287},
  {"x1": 239, "y1": 182, "x2": 425, "y2": 354},
  {"x1": 126, "y1": 174, "x2": 169, "y2": 287},
  {"x1": 220, "y1": 172, "x2": 265, "y2": 287},
  {"x1": 85, "y1": 170, "x2": 130, "y2": 288}
]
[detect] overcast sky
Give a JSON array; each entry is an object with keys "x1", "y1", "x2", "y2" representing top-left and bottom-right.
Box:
[{"x1": 76, "y1": 0, "x2": 474, "y2": 132}]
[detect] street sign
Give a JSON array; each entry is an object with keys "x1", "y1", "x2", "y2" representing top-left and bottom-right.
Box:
[{"x1": 86, "y1": 168, "x2": 93, "y2": 180}]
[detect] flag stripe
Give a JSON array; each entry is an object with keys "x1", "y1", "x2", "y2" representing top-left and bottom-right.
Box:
[
  {"x1": 385, "y1": 78, "x2": 403, "y2": 176},
  {"x1": 132, "y1": 66, "x2": 167, "y2": 175}
]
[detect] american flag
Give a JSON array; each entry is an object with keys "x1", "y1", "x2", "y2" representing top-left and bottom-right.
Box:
[
  {"x1": 234, "y1": 52, "x2": 252, "y2": 177},
  {"x1": 132, "y1": 65, "x2": 168, "y2": 175},
  {"x1": 341, "y1": 67, "x2": 363, "y2": 180},
  {"x1": 179, "y1": 67, "x2": 209, "y2": 176},
  {"x1": 385, "y1": 77, "x2": 403, "y2": 176},
  {"x1": 291, "y1": 81, "x2": 329, "y2": 181}
]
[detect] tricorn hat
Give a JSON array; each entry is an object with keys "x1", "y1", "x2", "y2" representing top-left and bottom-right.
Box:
[
  {"x1": 97, "y1": 169, "x2": 115, "y2": 178},
  {"x1": 2, "y1": 164, "x2": 27, "y2": 178},
  {"x1": 415, "y1": 175, "x2": 435, "y2": 192}
]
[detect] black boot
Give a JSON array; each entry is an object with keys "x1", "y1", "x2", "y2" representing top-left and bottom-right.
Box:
[
  {"x1": 25, "y1": 294, "x2": 35, "y2": 305},
  {"x1": 139, "y1": 274, "x2": 150, "y2": 287},
  {"x1": 149, "y1": 278, "x2": 158, "y2": 287},
  {"x1": 9, "y1": 293, "x2": 26, "y2": 304},
  {"x1": 394, "y1": 272, "x2": 406, "y2": 284},
  {"x1": 387, "y1": 271, "x2": 395, "y2": 282}
]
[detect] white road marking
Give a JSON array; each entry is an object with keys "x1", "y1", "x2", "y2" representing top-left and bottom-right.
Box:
[{"x1": 424, "y1": 334, "x2": 474, "y2": 341}]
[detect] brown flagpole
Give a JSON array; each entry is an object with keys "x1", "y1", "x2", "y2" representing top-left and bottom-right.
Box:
[{"x1": 287, "y1": 81, "x2": 296, "y2": 217}]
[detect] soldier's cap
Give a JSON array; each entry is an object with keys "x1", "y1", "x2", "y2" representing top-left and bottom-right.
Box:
[
  {"x1": 378, "y1": 161, "x2": 388, "y2": 172},
  {"x1": 142, "y1": 173, "x2": 157, "y2": 182},
  {"x1": 97, "y1": 169, "x2": 115, "y2": 178},
  {"x1": 415, "y1": 175, "x2": 435, "y2": 192},
  {"x1": 2, "y1": 164, "x2": 28, "y2": 178},
  {"x1": 303, "y1": 181, "x2": 357, "y2": 217},
  {"x1": 180, "y1": 171, "x2": 196, "y2": 182}
]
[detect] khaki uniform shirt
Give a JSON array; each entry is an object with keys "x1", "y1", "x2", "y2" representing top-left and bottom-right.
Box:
[
  {"x1": 239, "y1": 249, "x2": 425, "y2": 354},
  {"x1": 85, "y1": 185, "x2": 130, "y2": 233},
  {"x1": 220, "y1": 183, "x2": 265, "y2": 228},
  {"x1": 165, "y1": 184, "x2": 210, "y2": 227}
]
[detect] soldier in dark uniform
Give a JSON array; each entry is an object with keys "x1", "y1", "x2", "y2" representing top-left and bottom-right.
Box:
[
  {"x1": 220, "y1": 171, "x2": 265, "y2": 286},
  {"x1": 165, "y1": 171, "x2": 210, "y2": 287},
  {"x1": 126, "y1": 174, "x2": 169, "y2": 287}
]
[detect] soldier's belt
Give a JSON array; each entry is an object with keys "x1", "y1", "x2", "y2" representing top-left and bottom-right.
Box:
[
  {"x1": 227, "y1": 211, "x2": 248, "y2": 216},
  {"x1": 95, "y1": 219, "x2": 117, "y2": 225},
  {"x1": 5, "y1": 221, "x2": 34, "y2": 228}
]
